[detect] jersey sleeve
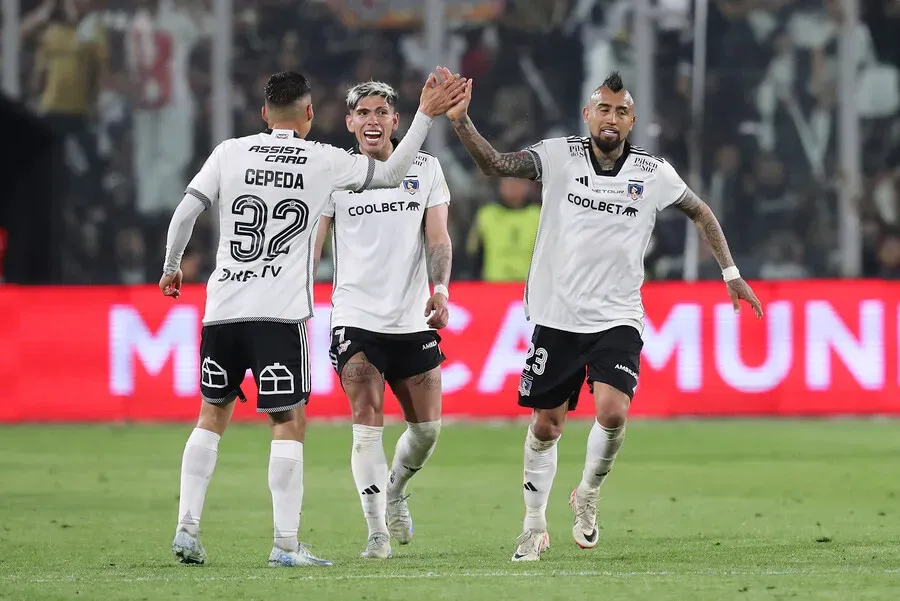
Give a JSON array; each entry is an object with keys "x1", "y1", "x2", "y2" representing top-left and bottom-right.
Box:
[
  {"x1": 184, "y1": 142, "x2": 225, "y2": 209},
  {"x1": 525, "y1": 140, "x2": 551, "y2": 183},
  {"x1": 324, "y1": 144, "x2": 375, "y2": 193},
  {"x1": 426, "y1": 157, "x2": 451, "y2": 208},
  {"x1": 322, "y1": 194, "x2": 336, "y2": 218},
  {"x1": 655, "y1": 160, "x2": 688, "y2": 211}
]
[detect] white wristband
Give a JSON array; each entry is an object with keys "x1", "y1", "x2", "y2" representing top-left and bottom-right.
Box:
[
  {"x1": 722, "y1": 266, "x2": 741, "y2": 282},
  {"x1": 433, "y1": 284, "x2": 449, "y2": 299}
]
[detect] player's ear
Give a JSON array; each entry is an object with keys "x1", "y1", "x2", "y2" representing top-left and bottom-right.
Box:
[
  {"x1": 306, "y1": 103, "x2": 314, "y2": 122},
  {"x1": 391, "y1": 111, "x2": 400, "y2": 132},
  {"x1": 582, "y1": 105, "x2": 589, "y2": 123},
  {"x1": 345, "y1": 114, "x2": 354, "y2": 133},
  {"x1": 261, "y1": 105, "x2": 268, "y2": 124}
]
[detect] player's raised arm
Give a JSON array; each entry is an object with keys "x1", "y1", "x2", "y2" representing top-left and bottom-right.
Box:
[
  {"x1": 330, "y1": 72, "x2": 468, "y2": 193},
  {"x1": 672, "y1": 187, "x2": 764, "y2": 318},
  {"x1": 442, "y1": 69, "x2": 540, "y2": 181}
]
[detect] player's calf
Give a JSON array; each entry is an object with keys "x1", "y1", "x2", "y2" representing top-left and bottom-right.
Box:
[
  {"x1": 387, "y1": 368, "x2": 443, "y2": 545},
  {"x1": 570, "y1": 382, "x2": 630, "y2": 548},
  {"x1": 342, "y1": 354, "x2": 392, "y2": 551}
]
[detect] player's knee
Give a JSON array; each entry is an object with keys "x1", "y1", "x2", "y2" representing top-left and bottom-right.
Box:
[
  {"x1": 595, "y1": 392, "x2": 629, "y2": 430},
  {"x1": 531, "y1": 410, "x2": 565, "y2": 441},
  {"x1": 197, "y1": 399, "x2": 234, "y2": 436},
  {"x1": 269, "y1": 407, "x2": 306, "y2": 441},
  {"x1": 350, "y1": 384, "x2": 384, "y2": 425}
]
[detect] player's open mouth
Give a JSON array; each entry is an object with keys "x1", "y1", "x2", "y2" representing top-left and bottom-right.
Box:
[
  {"x1": 363, "y1": 130, "x2": 383, "y2": 142},
  {"x1": 601, "y1": 129, "x2": 618, "y2": 136}
]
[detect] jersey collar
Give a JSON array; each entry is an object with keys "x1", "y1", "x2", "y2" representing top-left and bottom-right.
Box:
[
  {"x1": 587, "y1": 140, "x2": 631, "y2": 178},
  {"x1": 265, "y1": 128, "x2": 301, "y2": 139}
]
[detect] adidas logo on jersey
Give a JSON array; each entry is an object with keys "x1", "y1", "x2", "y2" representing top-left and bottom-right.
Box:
[{"x1": 574, "y1": 176, "x2": 590, "y2": 187}]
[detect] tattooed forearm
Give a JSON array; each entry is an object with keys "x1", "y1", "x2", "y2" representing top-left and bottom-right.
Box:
[
  {"x1": 674, "y1": 188, "x2": 736, "y2": 269},
  {"x1": 450, "y1": 115, "x2": 539, "y2": 179},
  {"x1": 426, "y1": 242, "x2": 452, "y2": 288}
]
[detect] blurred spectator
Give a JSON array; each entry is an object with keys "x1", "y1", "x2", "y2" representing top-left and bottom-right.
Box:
[
  {"x1": 466, "y1": 178, "x2": 540, "y2": 282},
  {"x1": 2, "y1": 0, "x2": 897, "y2": 285},
  {"x1": 126, "y1": 0, "x2": 208, "y2": 220},
  {"x1": 876, "y1": 228, "x2": 900, "y2": 278},
  {"x1": 27, "y1": 0, "x2": 108, "y2": 192}
]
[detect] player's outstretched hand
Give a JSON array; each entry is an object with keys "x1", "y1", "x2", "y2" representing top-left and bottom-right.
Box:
[
  {"x1": 443, "y1": 68, "x2": 473, "y2": 122},
  {"x1": 425, "y1": 292, "x2": 449, "y2": 329},
  {"x1": 419, "y1": 69, "x2": 468, "y2": 118},
  {"x1": 727, "y1": 278, "x2": 763, "y2": 318},
  {"x1": 159, "y1": 269, "x2": 184, "y2": 299}
]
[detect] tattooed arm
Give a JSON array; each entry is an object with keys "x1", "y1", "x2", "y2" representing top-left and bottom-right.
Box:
[
  {"x1": 425, "y1": 203, "x2": 452, "y2": 287},
  {"x1": 424, "y1": 203, "x2": 452, "y2": 328},
  {"x1": 672, "y1": 187, "x2": 735, "y2": 270},
  {"x1": 673, "y1": 187, "x2": 764, "y2": 317},
  {"x1": 449, "y1": 115, "x2": 541, "y2": 180}
]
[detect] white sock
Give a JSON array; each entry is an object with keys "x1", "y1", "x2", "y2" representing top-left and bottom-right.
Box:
[
  {"x1": 351, "y1": 424, "x2": 389, "y2": 537},
  {"x1": 578, "y1": 420, "x2": 626, "y2": 493},
  {"x1": 177, "y1": 427, "x2": 220, "y2": 536},
  {"x1": 388, "y1": 420, "x2": 441, "y2": 499},
  {"x1": 523, "y1": 426, "x2": 559, "y2": 532},
  {"x1": 269, "y1": 440, "x2": 304, "y2": 553}
]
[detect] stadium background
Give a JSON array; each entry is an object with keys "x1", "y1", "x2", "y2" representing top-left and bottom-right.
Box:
[
  {"x1": 1, "y1": 0, "x2": 898, "y2": 420},
  {"x1": 2, "y1": 3, "x2": 900, "y2": 600}
]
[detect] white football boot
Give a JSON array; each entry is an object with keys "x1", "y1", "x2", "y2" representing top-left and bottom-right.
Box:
[
  {"x1": 386, "y1": 494, "x2": 414, "y2": 545},
  {"x1": 360, "y1": 532, "x2": 392, "y2": 559},
  {"x1": 511, "y1": 529, "x2": 550, "y2": 561},
  {"x1": 172, "y1": 527, "x2": 207, "y2": 565},
  {"x1": 268, "y1": 543, "x2": 333, "y2": 567},
  {"x1": 569, "y1": 487, "x2": 600, "y2": 549}
]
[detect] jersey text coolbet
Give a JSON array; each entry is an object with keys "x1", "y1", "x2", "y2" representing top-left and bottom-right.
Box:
[
  {"x1": 326, "y1": 151, "x2": 451, "y2": 333},
  {"x1": 524, "y1": 138, "x2": 687, "y2": 334}
]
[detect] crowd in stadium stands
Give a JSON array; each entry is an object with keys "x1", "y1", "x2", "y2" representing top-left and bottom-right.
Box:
[{"x1": 7, "y1": 0, "x2": 900, "y2": 285}]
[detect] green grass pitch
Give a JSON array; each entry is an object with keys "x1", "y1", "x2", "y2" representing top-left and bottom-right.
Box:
[{"x1": 1, "y1": 420, "x2": 898, "y2": 600}]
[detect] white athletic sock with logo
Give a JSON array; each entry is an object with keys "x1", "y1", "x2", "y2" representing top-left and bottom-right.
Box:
[
  {"x1": 269, "y1": 440, "x2": 304, "y2": 552},
  {"x1": 177, "y1": 427, "x2": 220, "y2": 537},
  {"x1": 578, "y1": 420, "x2": 626, "y2": 493},
  {"x1": 388, "y1": 420, "x2": 441, "y2": 499},
  {"x1": 351, "y1": 424, "x2": 389, "y2": 536},
  {"x1": 522, "y1": 426, "x2": 559, "y2": 532}
]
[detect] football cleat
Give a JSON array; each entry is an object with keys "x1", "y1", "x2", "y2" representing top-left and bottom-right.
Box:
[
  {"x1": 511, "y1": 529, "x2": 550, "y2": 561},
  {"x1": 360, "y1": 532, "x2": 392, "y2": 559},
  {"x1": 172, "y1": 528, "x2": 207, "y2": 565},
  {"x1": 267, "y1": 544, "x2": 333, "y2": 567},
  {"x1": 386, "y1": 494, "x2": 414, "y2": 545},
  {"x1": 570, "y1": 487, "x2": 600, "y2": 549}
]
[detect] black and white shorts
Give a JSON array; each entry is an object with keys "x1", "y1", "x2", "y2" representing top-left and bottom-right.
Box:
[
  {"x1": 329, "y1": 326, "x2": 445, "y2": 384},
  {"x1": 199, "y1": 320, "x2": 310, "y2": 413},
  {"x1": 517, "y1": 324, "x2": 643, "y2": 411}
]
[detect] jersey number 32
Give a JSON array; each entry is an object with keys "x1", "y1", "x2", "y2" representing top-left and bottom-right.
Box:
[{"x1": 230, "y1": 194, "x2": 310, "y2": 263}]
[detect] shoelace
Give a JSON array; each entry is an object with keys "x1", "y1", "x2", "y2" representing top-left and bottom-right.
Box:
[{"x1": 575, "y1": 493, "x2": 599, "y2": 526}]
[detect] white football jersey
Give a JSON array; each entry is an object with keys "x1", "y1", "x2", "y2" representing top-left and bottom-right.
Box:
[
  {"x1": 186, "y1": 129, "x2": 380, "y2": 325},
  {"x1": 524, "y1": 137, "x2": 687, "y2": 334},
  {"x1": 325, "y1": 150, "x2": 450, "y2": 334}
]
